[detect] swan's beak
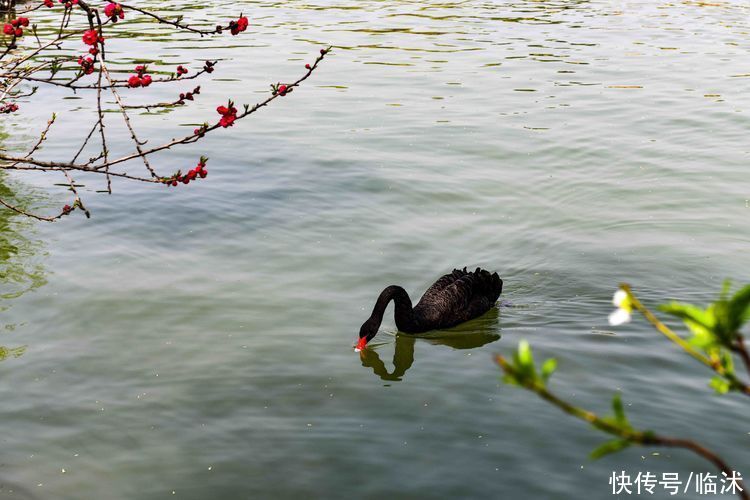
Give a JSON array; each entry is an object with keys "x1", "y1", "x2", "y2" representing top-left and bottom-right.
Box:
[{"x1": 354, "y1": 337, "x2": 367, "y2": 352}]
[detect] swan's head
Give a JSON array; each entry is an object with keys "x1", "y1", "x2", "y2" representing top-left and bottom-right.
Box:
[{"x1": 355, "y1": 318, "x2": 379, "y2": 352}]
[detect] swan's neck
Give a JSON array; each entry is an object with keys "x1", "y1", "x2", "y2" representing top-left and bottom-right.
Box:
[{"x1": 369, "y1": 285, "x2": 418, "y2": 332}]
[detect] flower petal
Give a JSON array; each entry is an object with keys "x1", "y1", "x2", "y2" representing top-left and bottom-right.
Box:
[
  {"x1": 612, "y1": 289, "x2": 628, "y2": 307},
  {"x1": 608, "y1": 307, "x2": 632, "y2": 326}
]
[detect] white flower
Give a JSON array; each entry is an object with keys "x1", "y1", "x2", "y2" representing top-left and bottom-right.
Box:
[
  {"x1": 608, "y1": 307, "x2": 632, "y2": 326},
  {"x1": 608, "y1": 288, "x2": 633, "y2": 326},
  {"x1": 612, "y1": 289, "x2": 628, "y2": 308}
]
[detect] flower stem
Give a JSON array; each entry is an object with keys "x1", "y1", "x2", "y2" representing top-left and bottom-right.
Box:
[
  {"x1": 496, "y1": 354, "x2": 749, "y2": 500},
  {"x1": 621, "y1": 284, "x2": 750, "y2": 396}
]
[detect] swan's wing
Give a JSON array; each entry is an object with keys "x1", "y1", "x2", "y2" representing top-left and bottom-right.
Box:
[
  {"x1": 417, "y1": 268, "x2": 503, "y2": 326},
  {"x1": 419, "y1": 268, "x2": 470, "y2": 304}
]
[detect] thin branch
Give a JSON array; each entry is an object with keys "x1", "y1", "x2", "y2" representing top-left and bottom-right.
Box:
[
  {"x1": 1, "y1": 62, "x2": 215, "y2": 89},
  {"x1": 732, "y1": 334, "x2": 750, "y2": 379},
  {"x1": 100, "y1": 57, "x2": 157, "y2": 177},
  {"x1": 10, "y1": 113, "x2": 56, "y2": 167},
  {"x1": 0, "y1": 48, "x2": 330, "y2": 173},
  {"x1": 0, "y1": 197, "x2": 61, "y2": 222},
  {"x1": 1, "y1": 1, "x2": 330, "y2": 221},
  {"x1": 118, "y1": 2, "x2": 229, "y2": 36},
  {"x1": 622, "y1": 284, "x2": 750, "y2": 396},
  {"x1": 496, "y1": 354, "x2": 749, "y2": 500}
]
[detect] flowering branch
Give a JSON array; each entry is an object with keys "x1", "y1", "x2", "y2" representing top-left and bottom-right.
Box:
[
  {"x1": 609, "y1": 284, "x2": 750, "y2": 395},
  {"x1": 496, "y1": 342, "x2": 748, "y2": 500},
  {"x1": 117, "y1": 2, "x2": 240, "y2": 36},
  {"x1": 1, "y1": 2, "x2": 330, "y2": 221}
]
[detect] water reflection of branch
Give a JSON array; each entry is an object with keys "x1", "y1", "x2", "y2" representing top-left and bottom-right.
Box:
[
  {"x1": 0, "y1": 345, "x2": 26, "y2": 360},
  {"x1": 0, "y1": 171, "x2": 46, "y2": 360},
  {"x1": 0, "y1": 177, "x2": 46, "y2": 302}
]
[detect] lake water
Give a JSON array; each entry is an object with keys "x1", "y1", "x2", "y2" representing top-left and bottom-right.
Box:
[{"x1": 2, "y1": 0, "x2": 750, "y2": 498}]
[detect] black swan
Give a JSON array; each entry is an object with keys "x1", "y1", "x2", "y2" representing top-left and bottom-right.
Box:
[{"x1": 355, "y1": 267, "x2": 503, "y2": 351}]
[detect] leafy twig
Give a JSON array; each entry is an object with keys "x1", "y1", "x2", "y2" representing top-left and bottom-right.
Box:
[{"x1": 495, "y1": 342, "x2": 748, "y2": 500}]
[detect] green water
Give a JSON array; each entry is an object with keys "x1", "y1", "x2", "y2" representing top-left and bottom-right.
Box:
[{"x1": 2, "y1": 0, "x2": 750, "y2": 498}]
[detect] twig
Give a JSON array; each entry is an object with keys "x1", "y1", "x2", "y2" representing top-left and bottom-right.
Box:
[
  {"x1": 622, "y1": 284, "x2": 750, "y2": 396},
  {"x1": 732, "y1": 334, "x2": 750, "y2": 379},
  {"x1": 118, "y1": 2, "x2": 228, "y2": 36},
  {"x1": 496, "y1": 354, "x2": 749, "y2": 500},
  {"x1": 0, "y1": 197, "x2": 60, "y2": 222}
]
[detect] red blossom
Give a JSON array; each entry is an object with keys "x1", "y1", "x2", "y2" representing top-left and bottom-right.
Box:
[
  {"x1": 219, "y1": 115, "x2": 236, "y2": 127},
  {"x1": 229, "y1": 16, "x2": 249, "y2": 36},
  {"x1": 77, "y1": 56, "x2": 95, "y2": 75},
  {"x1": 163, "y1": 160, "x2": 209, "y2": 187},
  {"x1": 82, "y1": 29, "x2": 100, "y2": 46},
  {"x1": 127, "y1": 66, "x2": 152, "y2": 88},
  {"x1": 4, "y1": 18, "x2": 29, "y2": 37},
  {"x1": 163, "y1": 169, "x2": 198, "y2": 187},
  {"x1": 0, "y1": 102, "x2": 19, "y2": 113},
  {"x1": 1, "y1": 0, "x2": 327, "y2": 222},
  {"x1": 216, "y1": 102, "x2": 238, "y2": 128},
  {"x1": 104, "y1": 3, "x2": 125, "y2": 20}
]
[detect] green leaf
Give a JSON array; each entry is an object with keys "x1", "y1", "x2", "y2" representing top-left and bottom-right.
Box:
[
  {"x1": 517, "y1": 340, "x2": 533, "y2": 368},
  {"x1": 611, "y1": 394, "x2": 627, "y2": 425},
  {"x1": 728, "y1": 284, "x2": 750, "y2": 333},
  {"x1": 590, "y1": 439, "x2": 631, "y2": 460},
  {"x1": 541, "y1": 358, "x2": 557, "y2": 382},
  {"x1": 513, "y1": 340, "x2": 538, "y2": 384},
  {"x1": 709, "y1": 376, "x2": 731, "y2": 394},
  {"x1": 720, "y1": 280, "x2": 732, "y2": 301},
  {"x1": 712, "y1": 301, "x2": 735, "y2": 343},
  {"x1": 717, "y1": 351, "x2": 735, "y2": 378},
  {"x1": 659, "y1": 302, "x2": 717, "y2": 349},
  {"x1": 659, "y1": 302, "x2": 714, "y2": 329}
]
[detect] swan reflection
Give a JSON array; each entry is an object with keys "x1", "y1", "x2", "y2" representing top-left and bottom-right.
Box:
[{"x1": 358, "y1": 308, "x2": 501, "y2": 382}]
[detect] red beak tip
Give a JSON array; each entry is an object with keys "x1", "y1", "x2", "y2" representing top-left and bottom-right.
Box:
[{"x1": 355, "y1": 338, "x2": 367, "y2": 351}]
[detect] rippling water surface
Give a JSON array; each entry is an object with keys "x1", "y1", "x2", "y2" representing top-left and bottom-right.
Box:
[{"x1": 2, "y1": 0, "x2": 750, "y2": 498}]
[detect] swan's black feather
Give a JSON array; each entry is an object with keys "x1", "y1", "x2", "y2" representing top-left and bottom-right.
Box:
[
  {"x1": 412, "y1": 267, "x2": 503, "y2": 331},
  {"x1": 359, "y1": 268, "x2": 503, "y2": 342}
]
